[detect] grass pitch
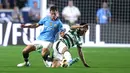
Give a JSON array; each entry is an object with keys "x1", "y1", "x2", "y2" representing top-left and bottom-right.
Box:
[{"x1": 0, "y1": 45, "x2": 130, "y2": 73}]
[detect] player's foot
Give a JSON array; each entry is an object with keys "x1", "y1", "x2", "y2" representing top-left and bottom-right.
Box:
[
  {"x1": 84, "y1": 64, "x2": 90, "y2": 68},
  {"x1": 68, "y1": 57, "x2": 79, "y2": 66},
  {"x1": 43, "y1": 60, "x2": 52, "y2": 67},
  {"x1": 17, "y1": 62, "x2": 30, "y2": 67},
  {"x1": 61, "y1": 59, "x2": 69, "y2": 68}
]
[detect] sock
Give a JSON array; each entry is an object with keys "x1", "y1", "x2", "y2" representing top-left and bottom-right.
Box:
[
  {"x1": 42, "y1": 53, "x2": 50, "y2": 61},
  {"x1": 63, "y1": 51, "x2": 72, "y2": 63},
  {"x1": 68, "y1": 57, "x2": 79, "y2": 66},
  {"x1": 23, "y1": 52, "x2": 29, "y2": 62}
]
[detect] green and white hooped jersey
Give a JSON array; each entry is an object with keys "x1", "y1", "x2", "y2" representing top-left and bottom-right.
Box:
[{"x1": 61, "y1": 29, "x2": 82, "y2": 49}]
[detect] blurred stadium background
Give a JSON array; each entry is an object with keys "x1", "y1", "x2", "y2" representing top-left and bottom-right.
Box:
[
  {"x1": 0, "y1": 0, "x2": 130, "y2": 73},
  {"x1": 0, "y1": 0, "x2": 130, "y2": 47}
]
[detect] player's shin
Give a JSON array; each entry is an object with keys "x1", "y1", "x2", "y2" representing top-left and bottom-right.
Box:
[
  {"x1": 42, "y1": 52, "x2": 53, "y2": 67},
  {"x1": 22, "y1": 52, "x2": 29, "y2": 62},
  {"x1": 62, "y1": 51, "x2": 73, "y2": 67},
  {"x1": 63, "y1": 51, "x2": 79, "y2": 67}
]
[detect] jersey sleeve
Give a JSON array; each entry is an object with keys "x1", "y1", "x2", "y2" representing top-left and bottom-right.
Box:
[
  {"x1": 76, "y1": 41, "x2": 82, "y2": 48},
  {"x1": 38, "y1": 16, "x2": 48, "y2": 25},
  {"x1": 58, "y1": 20, "x2": 63, "y2": 32}
]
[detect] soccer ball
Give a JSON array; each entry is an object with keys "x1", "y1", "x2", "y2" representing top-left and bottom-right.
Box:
[{"x1": 61, "y1": 59, "x2": 69, "y2": 68}]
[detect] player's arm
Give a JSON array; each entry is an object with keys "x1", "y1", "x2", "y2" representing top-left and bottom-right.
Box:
[
  {"x1": 21, "y1": 23, "x2": 40, "y2": 28},
  {"x1": 96, "y1": 9, "x2": 100, "y2": 23},
  {"x1": 70, "y1": 24, "x2": 86, "y2": 30},
  {"x1": 108, "y1": 11, "x2": 112, "y2": 23},
  {"x1": 96, "y1": 16, "x2": 99, "y2": 23},
  {"x1": 77, "y1": 45, "x2": 90, "y2": 67},
  {"x1": 70, "y1": 25, "x2": 81, "y2": 29},
  {"x1": 109, "y1": 17, "x2": 111, "y2": 23}
]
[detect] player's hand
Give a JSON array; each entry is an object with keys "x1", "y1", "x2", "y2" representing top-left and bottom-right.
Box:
[
  {"x1": 21, "y1": 24, "x2": 25, "y2": 28},
  {"x1": 80, "y1": 25, "x2": 86, "y2": 28},
  {"x1": 84, "y1": 63, "x2": 90, "y2": 68}
]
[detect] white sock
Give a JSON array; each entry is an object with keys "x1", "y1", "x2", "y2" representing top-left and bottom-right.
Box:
[{"x1": 63, "y1": 51, "x2": 72, "y2": 63}]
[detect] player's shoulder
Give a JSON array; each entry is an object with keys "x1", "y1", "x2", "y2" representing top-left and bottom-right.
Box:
[
  {"x1": 44, "y1": 16, "x2": 50, "y2": 20},
  {"x1": 40, "y1": 16, "x2": 50, "y2": 21},
  {"x1": 97, "y1": 8, "x2": 103, "y2": 12}
]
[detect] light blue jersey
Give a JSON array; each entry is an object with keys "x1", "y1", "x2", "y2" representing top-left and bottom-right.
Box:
[
  {"x1": 37, "y1": 16, "x2": 63, "y2": 43},
  {"x1": 97, "y1": 8, "x2": 111, "y2": 24}
]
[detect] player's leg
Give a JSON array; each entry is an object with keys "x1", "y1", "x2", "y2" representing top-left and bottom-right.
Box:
[
  {"x1": 41, "y1": 48, "x2": 50, "y2": 61},
  {"x1": 59, "y1": 43, "x2": 79, "y2": 67},
  {"x1": 51, "y1": 41, "x2": 64, "y2": 68},
  {"x1": 53, "y1": 41, "x2": 73, "y2": 67},
  {"x1": 62, "y1": 51, "x2": 79, "y2": 67},
  {"x1": 40, "y1": 41, "x2": 53, "y2": 67},
  {"x1": 52, "y1": 41, "x2": 79, "y2": 68},
  {"x1": 51, "y1": 58, "x2": 61, "y2": 68},
  {"x1": 17, "y1": 45, "x2": 36, "y2": 67}
]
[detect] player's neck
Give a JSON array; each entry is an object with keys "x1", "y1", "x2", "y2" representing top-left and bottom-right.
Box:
[{"x1": 51, "y1": 17, "x2": 58, "y2": 21}]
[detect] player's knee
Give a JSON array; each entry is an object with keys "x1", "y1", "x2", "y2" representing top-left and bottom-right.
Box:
[
  {"x1": 42, "y1": 48, "x2": 48, "y2": 53},
  {"x1": 22, "y1": 45, "x2": 35, "y2": 54},
  {"x1": 61, "y1": 47, "x2": 68, "y2": 54},
  {"x1": 22, "y1": 49, "x2": 28, "y2": 54},
  {"x1": 64, "y1": 51, "x2": 72, "y2": 62}
]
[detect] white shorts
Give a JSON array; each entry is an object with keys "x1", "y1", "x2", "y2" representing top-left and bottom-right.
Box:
[
  {"x1": 53, "y1": 40, "x2": 68, "y2": 61},
  {"x1": 31, "y1": 40, "x2": 53, "y2": 52}
]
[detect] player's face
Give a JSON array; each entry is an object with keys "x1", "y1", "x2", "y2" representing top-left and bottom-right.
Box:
[
  {"x1": 50, "y1": 10, "x2": 58, "y2": 20},
  {"x1": 60, "y1": 31, "x2": 65, "y2": 37},
  {"x1": 79, "y1": 28, "x2": 88, "y2": 36}
]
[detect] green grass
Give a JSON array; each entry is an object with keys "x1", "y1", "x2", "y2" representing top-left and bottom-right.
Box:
[{"x1": 0, "y1": 45, "x2": 130, "y2": 73}]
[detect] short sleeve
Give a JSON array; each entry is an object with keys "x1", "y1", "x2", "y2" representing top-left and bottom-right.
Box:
[
  {"x1": 58, "y1": 20, "x2": 63, "y2": 32},
  {"x1": 38, "y1": 16, "x2": 48, "y2": 25}
]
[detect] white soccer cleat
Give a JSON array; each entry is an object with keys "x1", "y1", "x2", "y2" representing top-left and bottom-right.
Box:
[
  {"x1": 43, "y1": 60, "x2": 52, "y2": 67},
  {"x1": 17, "y1": 62, "x2": 30, "y2": 67}
]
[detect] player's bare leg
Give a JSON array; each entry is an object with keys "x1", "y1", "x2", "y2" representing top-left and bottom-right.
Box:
[
  {"x1": 41, "y1": 48, "x2": 52, "y2": 67},
  {"x1": 17, "y1": 45, "x2": 36, "y2": 67}
]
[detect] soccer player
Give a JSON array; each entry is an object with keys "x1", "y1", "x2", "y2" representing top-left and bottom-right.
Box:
[
  {"x1": 17, "y1": 6, "x2": 63, "y2": 67},
  {"x1": 51, "y1": 23, "x2": 90, "y2": 68}
]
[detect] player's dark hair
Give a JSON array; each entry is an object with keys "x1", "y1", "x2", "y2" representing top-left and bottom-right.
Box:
[
  {"x1": 50, "y1": 6, "x2": 58, "y2": 11},
  {"x1": 80, "y1": 22, "x2": 86, "y2": 25},
  {"x1": 80, "y1": 23, "x2": 88, "y2": 29}
]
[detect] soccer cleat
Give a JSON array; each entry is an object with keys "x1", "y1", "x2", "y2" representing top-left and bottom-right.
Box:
[
  {"x1": 61, "y1": 59, "x2": 69, "y2": 68},
  {"x1": 68, "y1": 57, "x2": 79, "y2": 66},
  {"x1": 17, "y1": 62, "x2": 30, "y2": 67},
  {"x1": 43, "y1": 60, "x2": 52, "y2": 67}
]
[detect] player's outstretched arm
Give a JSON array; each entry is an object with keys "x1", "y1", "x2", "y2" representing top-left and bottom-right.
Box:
[
  {"x1": 70, "y1": 23, "x2": 88, "y2": 30},
  {"x1": 21, "y1": 23, "x2": 40, "y2": 28},
  {"x1": 77, "y1": 46, "x2": 90, "y2": 67},
  {"x1": 70, "y1": 25, "x2": 81, "y2": 29}
]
